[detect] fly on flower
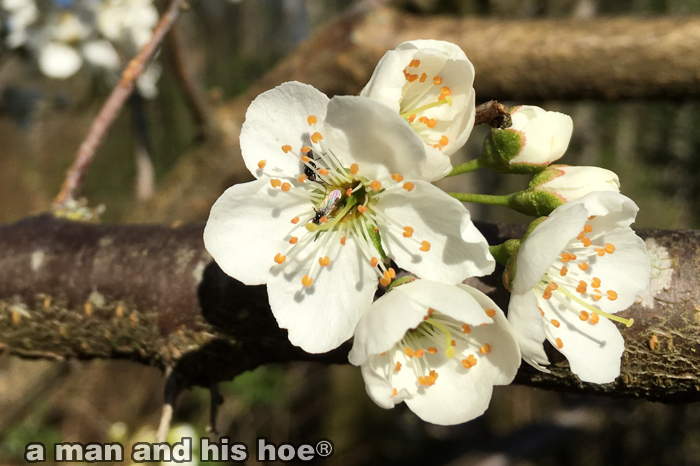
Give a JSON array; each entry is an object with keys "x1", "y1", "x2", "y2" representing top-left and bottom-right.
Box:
[
  {"x1": 311, "y1": 188, "x2": 342, "y2": 225},
  {"x1": 204, "y1": 81, "x2": 494, "y2": 354}
]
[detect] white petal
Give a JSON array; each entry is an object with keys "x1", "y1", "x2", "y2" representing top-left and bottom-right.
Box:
[
  {"x1": 203, "y1": 179, "x2": 310, "y2": 285},
  {"x1": 396, "y1": 39, "x2": 470, "y2": 61},
  {"x1": 82, "y1": 40, "x2": 121, "y2": 71},
  {"x1": 267, "y1": 235, "x2": 376, "y2": 354},
  {"x1": 571, "y1": 191, "x2": 639, "y2": 231},
  {"x1": 376, "y1": 181, "x2": 494, "y2": 284},
  {"x1": 360, "y1": 361, "x2": 409, "y2": 409},
  {"x1": 507, "y1": 290, "x2": 550, "y2": 371},
  {"x1": 240, "y1": 82, "x2": 329, "y2": 179},
  {"x1": 457, "y1": 284, "x2": 522, "y2": 385},
  {"x1": 38, "y1": 42, "x2": 82, "y2": 79},
  {"x1": 542, "y1": 297, "x2": 625, "y2": 384},
  {"x1": 359, "y1": 48, "x2": 414, "y2": 113},
  {"x1": 510, "y1": 105, "x2": 547, "y2": 126},
  {"x1": 324, "y1": 95, "x2": 428, "y2": 181},
  {"x1": 510, "y1": 111, "x2": 573, "y2": 166},
  {"x1": 512, "y1": 202, "x2": 588, "y2": 293},
  {"x1": 577, "y1": 227, "x2": 650, "y2": 313},
  {"x1": 348, "y1": 282, "x2": 424, "y2": 365}
]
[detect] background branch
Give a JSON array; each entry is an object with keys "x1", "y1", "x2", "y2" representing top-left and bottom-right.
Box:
[
  {"x1": 52, "y1": 0, "x2": 188, "y2": 208},
  {"x1": 0, "y1": 215, "x2": 696, "y2": 402}
]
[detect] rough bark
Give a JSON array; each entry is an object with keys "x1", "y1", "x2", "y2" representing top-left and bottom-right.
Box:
[{"x1": 1, "y1": 215, "x2": 697, "y2": 402}]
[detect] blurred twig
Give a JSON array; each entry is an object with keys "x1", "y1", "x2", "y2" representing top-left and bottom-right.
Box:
[
  {"x1": 52, "y1": 0, "x2": 188, "y2": 209},
  {"x1": 167, "y1": 17, "x2": 217, "y2": 141}
]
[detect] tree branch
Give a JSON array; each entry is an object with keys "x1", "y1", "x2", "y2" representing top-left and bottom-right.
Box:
[
  {"x1": 52, "y1": 0, "x2": 188, "y2": 208},
  {"x1": 0, "y1": 215, "x2": 697, "y2": 402}
]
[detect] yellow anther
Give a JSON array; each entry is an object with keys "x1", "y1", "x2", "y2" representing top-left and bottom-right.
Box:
[
  {"x1": 579, "y1": 310, "x2": 589, "y2": 321},
  {"x1": 555, "y1": 338, "x2": 564, "y2": 349},
  {"x1": 403, "y1": 182, "x2": 415, "y2": 191},
  {"x1": 427, "y1": 118, "x2": 437, "y2": 128},
  {"x1": 607, "y1": 290, "x2": 618, "y2": 301},
  {"x1": 281, "y1": 182, "x2": 291, "y2": 192},
  {"x1": 409, "y1": 59, "x2": 420, "y2": 67},
  {"x1": 369, "y1": 180, "x2": 382, "y2": 191},
  {"x1": 427, "y1": 347, "x2": 438, "y2": 354},
  {"x1": 605, "y1": 243, "x2": 616, "y2": 254},
  {"x1": 392, "y1": 173, "x2": 404, "y2": 182},
  {"x1": 307, "y1": 115, "x2": 317, "y2": 125},
  {"x1": 404, "y1": 347, "x2": 414, "y2": 358},
  {"x1": 395, "y1": 361, "x2": 402, "y2": 372},
  {"x1": 419, "y1": 73, "x2": 427, "y2": 82},
  {"x1": 390, "y1": 388, "x2": 398, "y2": 398},
  {"x1": 289, "y1": 237, "x2": 298, "y2": 244},
  {"x1": 479, "y1": 343, "x2": 491, "y2": 355},
  {"x1": 485, "y1": 308, "x2": 496, "y2": 318},
  {"x1": 301, "y1": 155, "x2": 311, "y2": 162},
  {"x1": 591, "y1": 277, "x2": 601, "y2": 288},
  {"x1": 300, "y1": 146, "x2": 311, "y2": 154},
  {"x1": 560, "y1": 266, "x2": 568, "y2": 276},
  {"x1": 419, "y1": 241, "x2": 431, "y2": 252},
  {"x1": 462, "y1": 324, "x2": 471, "y2": 334},
  {"x1": 370, "y1": 257, "x2": 378, "y2": 267},
  {"x1": 584, "y1": 224, "x2": 593, "y2": 233},
  {"x1": 439, "y1": 135, "x2": 449, "y2": 146},
  {"x1": 297, "y1": 174, "x2": 307, "y2": 183},
  {"x1": 340, "y1": 236, "x2": 346, "y2": 245},
  {"x1": 551, "y1": 319, "x2": 560, "y2": 328},
  {"x1": 301, "y1": 275, "x2": 313, "y2": 287},
  {"x1": 291, "y1": 216, "x2": 300, "y2": 224},
  {"x1": 318, "y1": 168, "x2": 329, "y2": 176},
  {"x1": 258, "y1": 160, "x2": 266, "y2": 169},
  {"x1": 319, "y1": 256, "x2": 330, "y2": 267},
  {"x1": 270, "y1": 179, "x2": 282, "y2": 188},
  {"x1": 274, "y1": 253, "x2": 286, "y2": 264},
  {"x1": 578, "y1": 263, "x2": 589, "y2": 271},
  {"x1": 403, "y1": 226, "x2": 414, "y2": 238},
  {"x1": 357, "y1": 205, "x2": 368, "y2": 213},
  {"x1": 311, "y1": 132, "x2": 323, "y2": 143},
  {"x1": 433, "y1": 76, "x2": 443, "y2": 85},
  {"x1": 282, "y1": 144, "x2": 292, "y2": 153},
  {"x1": 350, "y1": 163, "x2": 359, "y2": 175}
]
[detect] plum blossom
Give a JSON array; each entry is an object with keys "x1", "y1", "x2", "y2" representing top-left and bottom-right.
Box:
[
  {"x1": 349, "y1": 279, "x2": 520, "y2": 425},
  {"x1": 361, "y1": 40, "x2": 476, "y2": 180},
  {"x1": 507, "y1": 191, "x2": 650, "y2": 383},
  {"x1": 482, "y1": 105, "x2": 573, "y2": 174},
  {"x1": 204, "y1": 81, "x2": 493, "y2": 354},
  {"x1": 509, "y1": 164, "x2": 621, "y2": 216}
]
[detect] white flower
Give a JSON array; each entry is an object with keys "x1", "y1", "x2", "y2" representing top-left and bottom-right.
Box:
[
  {"x1": 38, "y1": 41, "x2": 83, "y2": 79},
  {"x1": 349, "y1": 279, "x2": 520, "y2": 426},
  {"x1": 508, "y1": 164, "x2": 621, "y2": 216},
  {"x1": 529, "y1": 165, "x2": 620, "y2": 202},
  {"x1": 82, "y1": 39, "x2": 121, "y2": 72},
  {"x1": 507, "y1": 191, "x2": 650, "y2": 384},
  {"x1": 508, "y1": 105, "x2": 573, "y2": 168},
  {"x1": 2, "y1": 0, "x2": 38, "y2": 48},
  {"x1": 204, "y1": 81, "x2": 494, "y2": 354},
  {"x1": 360, "y1": 40, "x2": 476, "y2": 181},
  {"x1": 96, "y1": 0, "x2": 158, "y2": 51}
]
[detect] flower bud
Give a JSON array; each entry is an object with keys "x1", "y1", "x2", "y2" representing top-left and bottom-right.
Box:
[
  {"x1": 509, "y1": 165, "x2": 620, "y2": 216},
  {"x1": 481, "y1": 105, "x2": 573, "y2": 174}
]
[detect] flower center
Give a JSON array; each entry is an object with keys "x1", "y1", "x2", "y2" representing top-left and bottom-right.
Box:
[
  {"x1": 532, "y1": 219, "x2": 632, "y2": 349},
  {"x1": 382, "y1": 309, "x2": 494, "y2": 393}
]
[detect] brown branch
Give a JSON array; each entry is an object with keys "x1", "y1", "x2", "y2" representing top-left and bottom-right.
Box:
[
  {"x1": 52, "y1": 0, "x2": 188, "y2": 208},
  {"x1": 0, "y1": 215, "x2": 698, "y2": 402},
  {"x1": 474, "y1": 100, "x2": 511, "y2": 128}
]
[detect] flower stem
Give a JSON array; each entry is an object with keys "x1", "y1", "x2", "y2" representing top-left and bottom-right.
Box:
[
  {"x1": 447, "y1": 158, "x2": 485, "y2": 177},
  {"x1": 449, "y1": 192, "x2": 513, "y2": 206}
]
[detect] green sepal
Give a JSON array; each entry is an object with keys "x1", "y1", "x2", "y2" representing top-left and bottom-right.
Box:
[
  {"x1": 489, "y1": 239, "x2": 521, "y2": 267},
  {"x1": 508, "y1": 190, "x2": 565, "y2": 217}
]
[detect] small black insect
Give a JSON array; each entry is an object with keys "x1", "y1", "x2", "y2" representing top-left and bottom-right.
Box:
[{"x1": 304, "y1": 149, "x2": 318, "y2": 182}]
